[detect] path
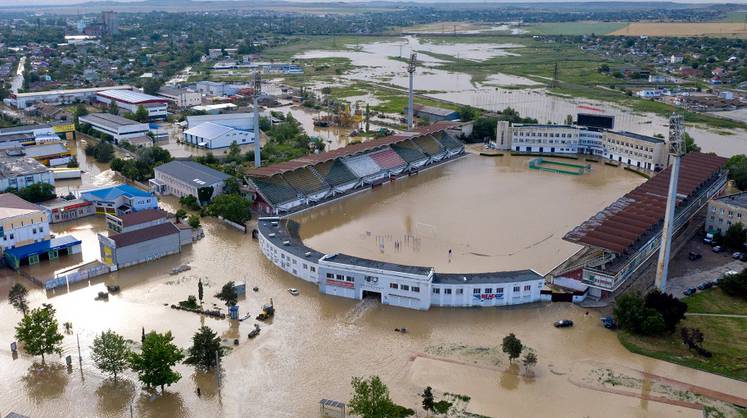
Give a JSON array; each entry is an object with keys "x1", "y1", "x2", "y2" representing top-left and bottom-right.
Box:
[{"x1": 685, "y1": 312, "x2": 747, "y2": 319}]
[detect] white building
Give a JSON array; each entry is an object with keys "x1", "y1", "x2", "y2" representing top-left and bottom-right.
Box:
[
  {"x1": 157, "y1": 86, "x2": 201, "y2": 108},
  {"x1": 6, "y1": 85, "x2": 133, "y2": 109},
  {"x1": 0, "y1": 155, "x2": 54, "y2": 191},
  {"x1": 636, "y1": 89, "x2": 662, "y2": 98},
  {"x1": 257, "y1": 218, "x2": 545, "y2": 311},
  {"x1": 186, "y1": 113, "x2": 254, "y2": 130},
  {"x1": 194, "y1": 81, "x2": 241, "y2": 97},
  {"x1": 183, "y1": 122, "x2": 254, "y2": 149},
  {"x1": 0, "y1": 193, "x2": 50, "y2": 251},
  {"x1": 151, "y1": 160, "x2": 230, "y2": 201},
  {"x1": 96, "y1": 89, "x2": 168, "y2": 119},
  {"x1": 78, "y1": 113, "x2": 150, "y2": 143}
]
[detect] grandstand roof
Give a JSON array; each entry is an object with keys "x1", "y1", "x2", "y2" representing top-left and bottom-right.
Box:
[
  {"x1": 246, "y1": 123, "x2": 458, "y2": 178},
  {"x1": 563, "y1": 152, "x2": 727, "y2": 254}
]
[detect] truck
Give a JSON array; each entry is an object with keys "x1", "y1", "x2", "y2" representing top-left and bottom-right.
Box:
[{"x1": 704, "y1": 232, "x2": 714, "y2": 245}]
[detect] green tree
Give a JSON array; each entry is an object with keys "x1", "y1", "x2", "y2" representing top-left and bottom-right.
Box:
[
  {"x1": 522, "y1": 351, "x2": 538, "y2": 373},
  {"x1": 433, "y1": 400, "x2": 453, "y2": 415},
  {"x1": 644, "y1": 289, "x2": 688, "y2": 332},
  {"x1": 719, "y1": 269, "x2": 747, "y2": 299},
  {"x1": 91, "y1": 330, "x2": 130, "y2": 382},
  {"x1": 223, "y1": 177, "x2": 241, "y2": 195},
  {"x1": 198, "y1": 278, "x2": 204, "y2": 303},
  {"x1": 215, "y1": 281, "x2": 238, "y2": 307},
  {"x1": 458, "y1": 105, "x2": 478, "y2": 122},
  {"x1": 134, "y1": 105, "x2": 149, "y2": 123},
  {"x1": 8, "y1": 283, "x2": 29, "y2": 314},
  {"x1": 726, "y1": 154, "x2": 747, "y2": 190},
  {"x1": 640, "y1": 312, "x2": 667, "y2": 335},
  {"x1": 73, "y1": 103, "x2": 88, "y2": 129},
  {"x1": 348, "y1": 376, "x2": 414, "y2": 418},
  {"x1": 226, "y1": 141, "x2": 241, "y2": 163},
  {"x1": 501, "y1": 333, "x2": 523, "y2": 363},
  {"x1": 188, "y1": 214, "x2": 201, "y2": 229},
  {"x1": 206, "y1": 194, "x2": 251, "y2": 224},
  {"x1": 180, "y1": 195, "x2": 200, "y2": 211},
  {"x1": 108, "y1": 100, "x2": 119, "y2": 115},
  {"x1": 129, "y1": 331, "x2": 184, "y2": 393},
  {"x1": 175, "y1": 208, "x2": 187, "y2": 221},
  {"x1": 14, "y1": 182, "x2": 56, "y2": 203},
  {"x1": 683, "y1": 133, "x2": 701, "y2": 153},
  {"x1": 141, "y1": 78, "x2": 163, "y2": 95},
  {"x1": 421, "y1": 386, "x2": 434, "y2": 412},
  {"x1": 184, "y1": 326, "x2": 226, "y2": 370},
  {"x1": 14, "y1": 304, "x2": 64, "y2": 363},
  {"x1": 469, "y1": 116, "x2": 497, "y2": 143},
  {"x1": 724, "y1": 222, "x2": 746, "y2": 250}
]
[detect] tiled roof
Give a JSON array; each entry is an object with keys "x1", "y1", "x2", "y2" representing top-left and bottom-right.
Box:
[{"x1": 108, "y1": 222, "x2": 179, "y2": 247}]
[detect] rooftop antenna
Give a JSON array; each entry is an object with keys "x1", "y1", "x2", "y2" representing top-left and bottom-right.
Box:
[
  {"x1": 253, "y1": 70, "x2": 262, "y2": 168},
  {"x1": 407, "y1": 52, "x2": 417, "y2": 129},
  {"x1": 655, "y1": 113, "x2": 685, "y2": 292}
]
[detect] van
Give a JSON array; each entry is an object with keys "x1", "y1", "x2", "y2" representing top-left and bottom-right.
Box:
[{"x1": 703, "y1": 232, "x2": 714, "y2": 244}]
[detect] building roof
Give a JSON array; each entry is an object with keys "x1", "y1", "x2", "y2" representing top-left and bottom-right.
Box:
[
  {"x1": 4, "y1": 235, "x2": 81, "y2": 259},
  {"x1": 0, "y1": 193, "x2": 44, "y2": 219},
  {"x1": 81, "y1": 184, "x2": 153, "y2": 201},
  {"x1": 323, "y1": 253, "x2": 432, "y2": 276},
  {"x1": 79, "y1": 113, "x2": 144, "y2": 129},
  {"x1": 98, "y1": 89, "x2": 168, "y2": 104},
  {"x1": 0, "y1": 124, "x2": 52, "y2": 136},
  {"x1": 564, "y1": 152, "x2": 727, "y2": 254},
  {"x1": 714, "y1": 192, "x2": 747, "y2": 209},
  {"x1": 158, "y1": 86, "x2": 192, "y2": 97},
  {"x1": 413, "y1": 104, "x2": 458, "y2": 117},
  {"x1": 39, "y1": 197, "x2": 91, "y2": 211},
  {"x1": 116, "y1": 208, "x2": 168, "y2": 227},
  {"x1": 608, "y1": 130, "x2": 664, "y2": 144},
  {"x1": 0, "y1": 155, "x2": 50, "y2": 178},
  {"x1": 155, "y1": 160, "x2": 230, "y2": 188},
  {"x1": 433, "y1": 269, "x2": 543, "y2": 285},
  {"x1": 108, "y1": 222, "x2": 179, "y2": 248},
  {"x1": 184, "y1": 122, "x2": 233, "y2": 139},
  {"x1": 192, "y1": 103, "x2": 237, "y2": 112},
  {"x1": 18, "y1": 142, "x2": 69, "y2": 159},
  {"x1": 12, "y1": 85, "x2": 132, "y2": 98}
]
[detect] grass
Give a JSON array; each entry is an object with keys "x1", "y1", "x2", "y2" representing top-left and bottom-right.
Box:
[
  {"x1": 719, "y1": 11, "x2": 747, "y2": 23},
  {"x1": 261, "y1": 35, "x2": 399, "y2": 60},
  {"x1": 524, "y1": 21, "x2": 629, "y2": 36},
  {"x1": 618, "y1": 289, "x2": 747, "y2": 382}
]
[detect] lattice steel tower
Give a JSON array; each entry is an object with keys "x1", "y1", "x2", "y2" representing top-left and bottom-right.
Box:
[
  {"x1": 407, "y1": 53, "x2": 417, "y2": 129},
  {"x1": 655, "y1": 113, "x2": 685, "y2": 291},
  {"x1": 253, "y1": 71, "x2": 262, "y2": 168}
]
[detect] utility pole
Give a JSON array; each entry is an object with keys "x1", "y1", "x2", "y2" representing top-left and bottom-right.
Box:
[
  {"x1": 76, "y1": 333, "x2": 82, "y2": 366},
  {"x1": 407, "y1": 53, "x2": 417, "y2": 129},
  {"x1": 253, "y1": 70, "x2": 262, "y2": 168},
  {"x1": 215, "y1": 350, "x2": 222, "y2": 387},
  {"x1": 655, "y1": 113, "x2": 685, "y2": 292}
]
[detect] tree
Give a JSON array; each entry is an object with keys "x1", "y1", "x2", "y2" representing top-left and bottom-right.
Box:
[
  {"x1": 9, "y1": 283, "x2": 29, "y2": 314},
  {"x1": 719, "y1": 269, "x2": 747, "y2": 299},
  {"x1": 501, "y1": 333, "x2": 523, "y2": 363},
  {"x1": 421, "y1": 386, "x2": 434, "y2": 412},
  {"x1": 522, "y1": 351, "x2": 538, "y2": 373},
  {"x1": 640, "y1": 312, "x2": 666, "y2": 335},
  {"x1": 681, "y1": 327, "x2": 712, "y2": 357},
  {"x1": 348, "y1": 376, "x2": 414, "y2": 418},
  {"x1": 14, "y1": 304, "x2": 64, "y2": 363},
  {"x1": 215, "y1": 281, "x2": 238, "y2": 307},
  {"x1": 724, "y1": 222, "x2": 746, "y2": 250},
  {"x1": 614, "y1": 292, "x2": 648, "y2": 332},
  {"x1": 206, "y1": 194, "x2": 251, "y2": 224},
  {"x1": 683, "y1": 133, "x2": 700, "y2": 153},
  {"x1": 432, "y1": 400, "x2": 453, "y2": 415},
  {"x1": 14, "y1": 182, "x2": 56, "y2": 203},
  {"x1": 180, "y1": 195, "x2": 200, "y2": 211},
  {"x1": 184, "y1": 326, "x2": 226, "y2": 370},
  {"x1": 175, "y1": 208, "x2": 187, "y2": 221},
  {"x1": 468, "y1": 116, "x2": 497, "y2": 143},
  {"x1": 198, "y1": 278, "x2": 204, "y2": 303},
  {"x1": 134, "y1": 105, "x2": 149, "y2": 123},
  {"x1": 141, "y1": 78, "x2": 163, "y2": 95},
  {"x1": 108, "y1": 100, "x2": 119, "y2": 115},
  {"x1": 223, "y1": 177, "x2": 241, "y2": 195},
  {"x1": 458, "y1": 105, "x2": 478, "y2": 122},
  {"x1": 73, "y1": 103, "x2": 88, "y2": 128},
  {"x1": 91, "y1": 330, "x2": 130, "y2": 382},
  {"x1": 226, "y1": 141, "x2": 242, "y2": 163},
  {"x1": 644, "y1": 289, "x2": 687, "y2": 332},
  {"x1": 726, "y1": 154, "x2": 747, "y2": 190},
  {"x1": 129, "y1": 331, "x2": 184, "y2": 393},
  {"x1": 188, "y1": 214, "x2": 201, "y2": 229}
]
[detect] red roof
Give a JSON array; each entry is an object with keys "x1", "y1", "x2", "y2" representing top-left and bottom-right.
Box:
[
  {"x1": 117, "y1": 208, "x2": 168, "y2": 227},
  {"x1": 564, "y1": 152, "x2": 727, "y2": 254},
  {"x1": 109, "y1": 222, "x2": 179, "y2": 247}
]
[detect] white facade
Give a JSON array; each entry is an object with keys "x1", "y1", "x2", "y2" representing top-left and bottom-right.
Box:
[
  {"x1": 186, "y1": 113, "x2": 254, "y2": 130},
  {"x1": 0, "y1": 194, "x2": 51, "y2": 250},
  {"x1": 183, "y1": 122, "x2": 254, "y2": 149},
  {"x1": 0, "y1": 156, "x2": 54, "y2": 191},
  {"x1": 78, "y1": 113, "x2": 150, "y2": 143},
  {"x1": 158, "y1": 88, "x2": 201, "y2": 108},
  {"x1": 96, "y1": 90, "x2": 168, "y2": 119},
  {"x1": 6, "y1": 85, "x2": 133, "y2": 109}
]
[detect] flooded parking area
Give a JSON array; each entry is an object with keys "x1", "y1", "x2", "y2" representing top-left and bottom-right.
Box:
[{"x1": 294, "y1": 153, "x2": 644, "y2": 274}]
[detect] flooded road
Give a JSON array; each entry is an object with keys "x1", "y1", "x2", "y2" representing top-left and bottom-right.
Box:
[
  {"x1": 295, "y1": 154, "x2": 644, "y2": 274},
  {"x1": 2, "y1": 153, "x2": 746, "y2": 418}
]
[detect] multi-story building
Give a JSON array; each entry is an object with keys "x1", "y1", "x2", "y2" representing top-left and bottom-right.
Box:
[
  {"x1": 507, "y1": 123, "x2": 667, "y2": 171},
  {"x1": 80, "y1": 184, "x2": 158, "y2": 215},
  {"x1": 706, "y1": 192, "x2": 747, "y2": 235},
  {"x1": 157, "y1": 86, "x2": 201, "y2": 108},
  {"x1": 5, "y1": 85, "x2": 133, "y2": 109},
  {"x1": 96, "y1": 89, "x2": 168, "y2": 119},
  {"x1": 0, "y1": 193, "x2": 50, "y2": 251},
  {"x1": 78, "y1": 113, "x2": 151, "y2": 144},
  {"x1": 150, "y1": 160, "x2": 230, "y2": 201},
  {"x1": 0, "y1": 155, "x2": 54, "y2": 191}
]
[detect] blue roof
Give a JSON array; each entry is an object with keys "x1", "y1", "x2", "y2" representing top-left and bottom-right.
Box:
[
  {"x1": 82, "y1": 184, "x2": 153, "y2": 201},
  {"x1": 5, "y1": 235, "x2": 81, "y2": 259}
]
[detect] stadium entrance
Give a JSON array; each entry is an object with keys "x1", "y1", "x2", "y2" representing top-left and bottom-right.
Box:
[{"x1": 362, "y1": 290, "x2": 382, "y2": 302}]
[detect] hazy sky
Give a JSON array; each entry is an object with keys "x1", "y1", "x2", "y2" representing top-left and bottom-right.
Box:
[{"x1": 3, "y1": 0, "x2": 746, "y2": 5}]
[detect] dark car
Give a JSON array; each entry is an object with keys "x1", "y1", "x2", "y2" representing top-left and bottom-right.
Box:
[
  {"x1": 554, "y1": 319, "x2": 574, "y2": 328},
  {"x1": 688, "y1": 252, "x2": 702, "y2": 261},
  {"x1": 601, "y1": 316, "x2": 617, "y2": 329},
  {"x1": 683, "y1": 287, "x2": 696, "y2": 296},
  {"x1": 697, "y1": 282, "x2": 714, "y2": 290}
]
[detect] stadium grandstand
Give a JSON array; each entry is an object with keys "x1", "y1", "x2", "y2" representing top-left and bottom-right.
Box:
[
  {"x1": 246, "y1": 123, "x2": 465, "y2": 215},
  {"x1": 556, "y1": 152, "x2": 728, "y2": 298},
  {"x1": 412, "y1": 134, "x2": 447, "y2": 160}
]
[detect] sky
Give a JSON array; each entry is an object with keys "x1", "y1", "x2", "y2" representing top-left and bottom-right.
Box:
[{"x1": 2, "y1": 0, "x2": 745, "y2": 5}]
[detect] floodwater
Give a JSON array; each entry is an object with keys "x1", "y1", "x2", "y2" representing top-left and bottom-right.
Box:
[
  {"x1": 2, "y1": 155, "x2": 747, "y2": 417},
  {"x1": 294, "y1": 154, "x2": 644, "y2": 274}
]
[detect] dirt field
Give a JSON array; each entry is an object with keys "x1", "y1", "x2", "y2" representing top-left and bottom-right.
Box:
[{"x1": 611, "y1": 22, "x2": 747, "y2": 37}]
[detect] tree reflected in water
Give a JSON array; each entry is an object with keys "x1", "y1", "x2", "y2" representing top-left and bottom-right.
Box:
[
  {"x1": 21, "y1": 362, "x2": 69, "y2": 401},
  {"x1": 95, "y1": 378, "x2": 136, "y2": 416}
]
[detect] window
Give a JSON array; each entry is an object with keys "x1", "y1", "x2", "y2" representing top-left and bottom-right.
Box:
[
  {"x1": 456, "y1": 289, "x2": 463, "y2": 295},
  {"x1": 390, "y1": 283, "x2": 398, "y2": 289},
  {"x1": 345, "y1": 276, "x2": 354, "y2": 282},
  {"x1": 445, "y1": 288, "x2": 452, "y2": 295},
  {"x1": 433, "y1": 288, "x2": 440, "y2": 294},
  {"x1": 484, "y1": 288, "x2": 493, "y2": 294},
  {"x1": 310, "y1": 266, "x2": 316, "y2": 272},
  {"x1": 513, "y1": 286, "x2": 520, "y2": 292},
  {"x1": 326, "y1": 273, "x2": 334, "y2": 279},
  {"x1": 497, "y1": 288, "x2": 503, "y2": 294},
  {"x1": 524, "y1": 285, "x2": 531, "y2": 291},
  {"x1": 302, "y1": 264, "x2": 307, "y2": 270},
  {"x1": 411, "y1": 286, "x2": 420, "y2": 292},
  {"x1": 473, "y1": 288, "x2": 481, "y2": 294},
  {"x1": 336, "y1": 274, "x2": 344, "y2": 280},
  {"x1": 401, "y1": 285, "x2": 409, "y2": 291}
]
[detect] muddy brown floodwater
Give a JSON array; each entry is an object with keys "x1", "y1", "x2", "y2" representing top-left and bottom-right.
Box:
[
  {"x1": 295, "y1": 153, "x2": 644, "y2": 274},
  {"x1": 1, "y1": 152, "x2": 746, "y2": 418}
]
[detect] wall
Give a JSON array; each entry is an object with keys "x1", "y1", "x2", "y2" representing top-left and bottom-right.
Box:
[{"x1": 0, "y1": 211, "x2": 50, "y2": 250}]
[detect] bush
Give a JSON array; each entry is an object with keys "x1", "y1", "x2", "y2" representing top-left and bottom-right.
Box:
[
  {"x1": 720, "y1": 269, "x2": 747, "y2": 299},
  {"x1": 206, "y1": 194, "x2": 251, "y2": 224},
  {"x1": 85, "y1": 141, "x2": 114, "y2": 163},
  {"x1": 640, "y1": 311, "x2": 666, "y2": 336},
  {"x1": 179, "y1": 195, "x2": 200, "y2": 211},
  {"x1": 188, "y1": 214, "x2": 200, "y2": 229},
  {"x1": 13, "y1": 182, "x2": 56, "y2": 203},
  {"x1": 178, "y1": 295, "x2": 199, "y2": 310},
  {"x1": 614, "y1": 290, "x2": 684, "y2": 336}
]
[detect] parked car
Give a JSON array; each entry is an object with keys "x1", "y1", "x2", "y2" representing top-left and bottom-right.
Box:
[
  {"x1": 683, "y1": 287, "x2": 697, "y2": 296},
  {"x1": 697, "y1": 282, "x2": 714, "y2": 290},
  {"x1": 688, "y1": 252, "x2": 702, "y2": 261},
  {"x1": 733, "y1": 252, "x2": 744, "y2": 259},
  {"x1": 288, "y1": 288, "x2": 300, "y2": 296},
  {"x1": 712, "y1": 246, "x2": 723, "y2": 253},
  {"x1": 703, "y1": 232, "x2": 714, "y2": 244},
  {"x1": 554, "y1": 319, "x2": 574, "y2": 328},
  {"x1": 601, "y1": 316, "x2": 617, "y2": 329}
]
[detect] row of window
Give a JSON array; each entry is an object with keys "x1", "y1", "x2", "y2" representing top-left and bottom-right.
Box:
[
  {"x1": 389, "y1": 283, "x2": 420, "y2": 293},
  {"x1": 432, "y1": 284, "x2": 532, "y2": 295},
  {"x1": 326, "y1": 273, "x2": 354, "y2": 282}
]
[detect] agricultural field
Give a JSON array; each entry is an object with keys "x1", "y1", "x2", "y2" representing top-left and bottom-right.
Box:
[
  {"x1": 610, "y1": 22, "x2": 747, "y2": 38},
  {"x1": 524, "y1": 21, "x2": 628, "y2": 35}
]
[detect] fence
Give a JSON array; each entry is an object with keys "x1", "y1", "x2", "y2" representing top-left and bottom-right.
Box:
[{"x1": 45, "y1": 264, "x2": 112, "y2": 290}]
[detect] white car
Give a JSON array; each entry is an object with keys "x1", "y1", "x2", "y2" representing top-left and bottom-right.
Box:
[{"x1": 288, "y1": 288, "x2": 300, "y2": 296}]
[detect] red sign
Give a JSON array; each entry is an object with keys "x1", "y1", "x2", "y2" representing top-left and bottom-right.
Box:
[{"x1": 327, "y1": 279, "x2": 354, "y2": 289}]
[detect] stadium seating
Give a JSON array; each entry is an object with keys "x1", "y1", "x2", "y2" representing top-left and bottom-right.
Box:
[
  {"x1": 391, "y1": 140, "x2": 428, "y2": 164},
  {"x1": 281, "y1": 168, "x2": 330, "y2": 194},
  {"x1": 412, "y1": 135, "x2": 446, "y2": 156},
  {"x1": 342, "y1": 154, "x2": 382, "y2": 178},
  {"x1": 433, "y1": 132, "x2": 464, "y2": 150},
  {"x1": 369, "y1": 147, "x2": 407, "y2": 171},
  {"x1": 251, "y1": 175, "x2": 300, "y2": 205},
  {"x1": 313, "y1": 160, "x2": 358, "y2": 187}
]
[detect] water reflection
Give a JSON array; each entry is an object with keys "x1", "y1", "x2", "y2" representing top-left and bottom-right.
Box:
[
  {"x1": 95, "y1": 378, "x2": 136, "y2": 417},
  {"x1": 22, "y1": 362, "x2": 69, "y2": 401},
  {"x1": 136, "y1": 389, "x2": 187, "y2": 418}
]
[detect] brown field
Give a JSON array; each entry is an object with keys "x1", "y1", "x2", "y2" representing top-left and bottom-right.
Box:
[{"x1": 611, "y1": 22, "x2": 747, "y2": 37}]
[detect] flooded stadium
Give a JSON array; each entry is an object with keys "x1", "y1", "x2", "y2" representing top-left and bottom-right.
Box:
[
  {"x1": 294, "y1": 152, "x2": 645, "y2": 274},
  {"x1": 3, "y1": 149, "x2": 747, "y2": 418}
]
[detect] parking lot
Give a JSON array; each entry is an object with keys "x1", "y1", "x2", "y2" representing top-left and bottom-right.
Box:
[{"x1": 666, "y1": 234, "x2": 745, "y2": 297}]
